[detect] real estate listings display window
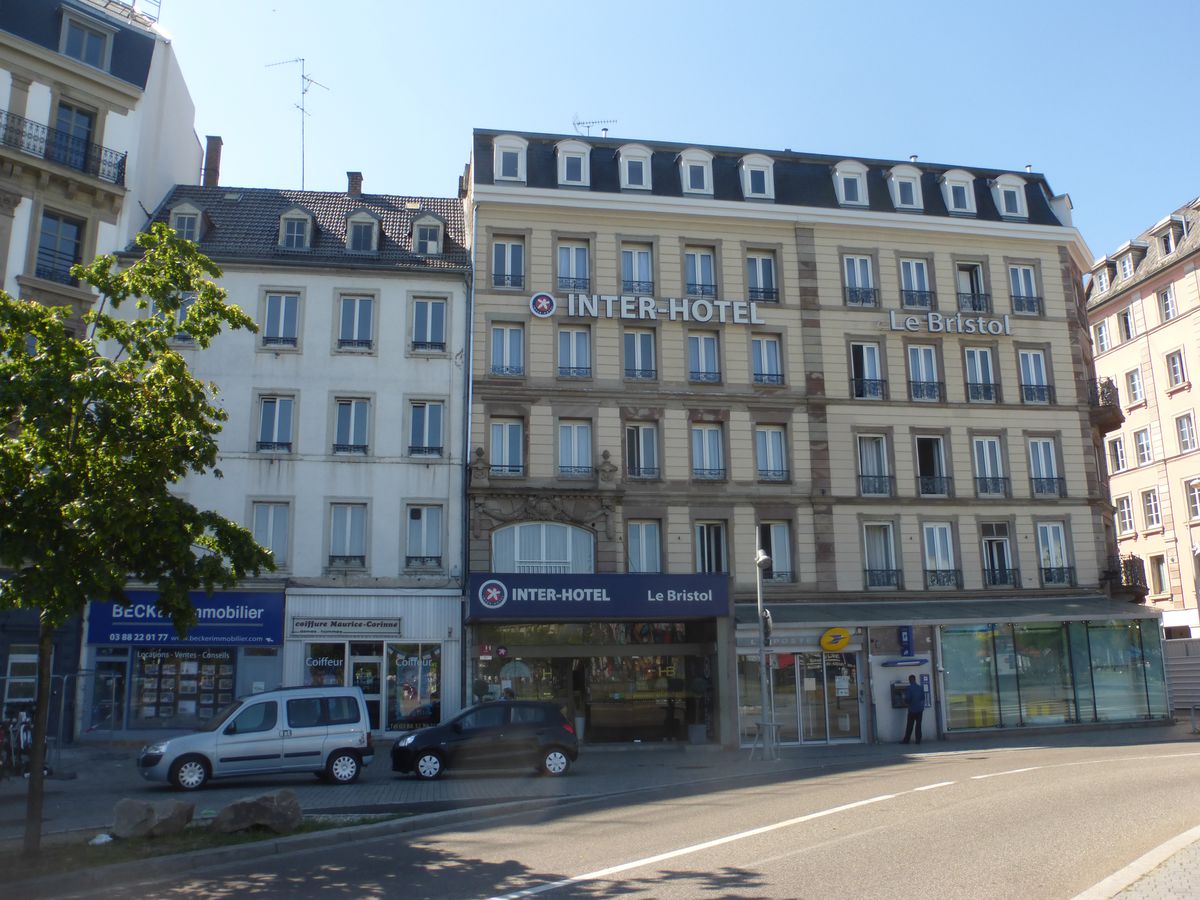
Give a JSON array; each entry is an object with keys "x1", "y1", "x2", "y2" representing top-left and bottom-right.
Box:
[{"x1": 130, "y1": 647, "x2": 235, "y2": 728}]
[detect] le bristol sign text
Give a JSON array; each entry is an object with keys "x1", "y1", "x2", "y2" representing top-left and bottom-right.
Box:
[
  {"x1": 530, "y1": 292, "x2": 765, "y2": 325},
  {"x1": 888, "y1": 309, "x2": 1013, "y2": 335}
]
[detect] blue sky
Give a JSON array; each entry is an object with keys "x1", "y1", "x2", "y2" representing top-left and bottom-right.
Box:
[{"x1": 154, "y1": 0, "x2": 1200, "y2": 260}]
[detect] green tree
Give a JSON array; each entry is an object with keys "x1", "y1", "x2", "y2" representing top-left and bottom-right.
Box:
[{"x1": 0, "y1": 224, "x2": 274, "y2": 855}]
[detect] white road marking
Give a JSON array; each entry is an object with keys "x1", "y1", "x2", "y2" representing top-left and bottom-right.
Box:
[
  {"x1": 1071, "y1": 822, "x2": 1200, "y2": 900},
  {"x1": 970, "y1": 766, "x2": 1042, "y2": 779},
  {"x1": 914, "y1": 781, "x2": 956, "y2": 791},
  {"x1": 482, "y1": 794, "x2": 897, "y2": 899}
]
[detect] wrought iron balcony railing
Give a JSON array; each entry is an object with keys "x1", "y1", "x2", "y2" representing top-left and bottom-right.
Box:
[
  {"x1": 627, "y1": 465, "x2": 660, "y2": 480},
  {"x1": 689, "y1": 370, "x2": 721, "y2": 384},
  {"x1": 753, "y1": 372, "x2": 784, "y2": 386},
  {"x1": 492, "y1": 273, "x2": 524, "y2": 288},
  {"x1": 622, "y1": 280, "x2": 654, "y2": 294},
  {"x1": 405, "y1": 555, "x2": 442, "y2": 569},
  {"x1": 328, "y1": 555, "x2": 366, "y2": 567},
  {"x1": 967, "y1": 381, "x2": 999, "y2": 402},
  {"x1": 925, "y1": 568, "x2": 962, "y2": 589},
  {"x1": 557, "y1": 276, "x2": 589, "y2": 291},
  {"x1": 0, "y1": 108, "x2": 127, "y2": 185},
  {"x1": 262, "y1": 335, "x2": 298, "y2": 348},
  {"x1": 845, "y1": 287, "x2": 879, "y2": 308},
  {"x1": 865, "y1": 568, "x2": 902, "y2": 588},
  {"x1": 749, "y1": 286, "x2": 779, "y2": 302},
  {"x1": 332, "y1": 443, "x2": 368, "y2": 455},
  {"x1": 1031, "y1": 476, "x2": 1066, "y2": 498},
  {"x1": 1105, "y1": 554, "x2": 1147, "y2": 592},
  {"x1": 984, "y1": 567, "x2": 1021, "y2": 587},
  {"x1": 1021, "y1": 383, "x2": 1055, "y2": 404},
  {"x1": 975, "y1": 476, "x2": 1010, "y2": 497},
  {"x1": 901, "y1": 290, "x2": 935, "y2": 309},
  {"x1": 625, "y1": 367, "x2": 657, "y2": 380},
  {"x1": 559, "y1": 465, "x2": 594, "y2": 478},
  {"x1": 491, "y1": 364, "x2": 524, "y2": 377},
  {"x1": 918, "y1": 475, "x2": 953, "y2": 496},
  {"x1": 35, "y1": 247, "x2": 80, "y2": 285},
  {"x1": 337, "y1": 338, "x2": 373, "y2": 350},
  {"x1": 758, "y1": 467, "x2": 789, "y2": 483},
  {"x1": 558, "y1": 366, "x2": 592, "y2": 378},
  {"x1": 859, "y1": 474, "x2": 894, "y2": 496},
  {"x1": 1041, "y1": 567, "x2": 1075, "y2": 587},
  {"x1": 1086, "y1": 377, "x2": 1120, "y2": 409},
  {"x1": 852, "y1": 378, "x2": 888, "y2": 400},
  {"x1": 692, "y1": 467, "x2": 727, "y2": 481},
  {"x1": 412, "y1": 340, "x2": 446, "y2": 352},
  {"x1": 408, "y1": 445, "x2": 443, "y2": 457},
  {"x1": 957, "y1": 292, "x2": 991, "y2": 313},
  {"x1": 1011, "y1": 294, "x2": 1043, "y2": 315},
  {"x1": 686, "y1": 282, "x2": 717, "y2": 298},
  {"x1": 909, "y1": 380, "x2": 945, "y2": 402},
  {"x1": 256, "y1": 441, "x2": 292, "y2": 453}
]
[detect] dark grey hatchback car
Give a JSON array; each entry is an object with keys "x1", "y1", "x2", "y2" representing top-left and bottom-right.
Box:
[{"x1": 390, "y1": 700, "x2": 578, "y2": 779}]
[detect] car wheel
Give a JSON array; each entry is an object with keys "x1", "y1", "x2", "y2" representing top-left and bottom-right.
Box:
[
  {"x1": 541, "y1": 748, "x2": 571, "y2": 776},
  {"x1": 169, "y1": 755, "x2": 209, "y2": 791},
  {"x1": 415, "y1": 751, "x2": 444, "y2": 780},
  {"x1": 326, "y1": 751, "x2": 361, "y2": 785}
]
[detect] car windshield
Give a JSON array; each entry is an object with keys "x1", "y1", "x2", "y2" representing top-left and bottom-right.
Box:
[{"x1": 199, "y1": 699, "x2": 244, "y2": 732}]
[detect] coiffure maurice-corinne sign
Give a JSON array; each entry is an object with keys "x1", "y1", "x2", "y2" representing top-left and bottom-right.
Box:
[
  {"x1": 467, "y1": 573, "x2": 731, "y2": 621},
  {"x1": 530, "y1": 292, "x2": 765, "y2": 325}
]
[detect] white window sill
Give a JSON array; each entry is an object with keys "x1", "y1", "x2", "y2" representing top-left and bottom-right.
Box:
[
  {"x1": 1142, "y1": 527, "x2": 1164, "y2": 537},
  {"x1": 1167, "y1": 380, "x2": 1192, "y2": 396},
  {"x1": 1125, "y1": 399, "x2": 1147, "y2": 413}
]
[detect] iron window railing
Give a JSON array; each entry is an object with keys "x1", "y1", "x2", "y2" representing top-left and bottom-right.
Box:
[
  {"x1": 918, "y1": 475, "x2": 953, "y2": 496},
  {"x1": 865, "y1": 568, "x2": 902, "y2": 588},
  {"x1": 490, "y1": 464, "x2": 524, "y2": 476},
  {"x1": 412, "y1": 340, "x2": 446, "y2": 352},
  {"x1": 852, "y1": 378, "x2": 888, "y2": 400},
  {"x1": 332, "y1": 443, "x2": 368, "y2": 454},
  {"x1": 406, "y1": 555, "x2": 442, "y2": 568},
  {"x1": 749, "y1": 286, "x2": 779, "y2": 302},
  {"x1": 328, "y1": 555, "x2": 365, "y2": 567},
  {"x1": 758, "y1": 468, "x2": 790, "y2": 483},
  {"x1": 337, "y1": 338, "x2": 373, "y2": 350},
  {"x1": 686, "y1": 282, "x2": 717, "y2": 297},
  {"x1": 1021, "y1": 383, "x2": 1055, "y2": 404},
  {"x1": 859, "y1": 475, "x2": 895, "y2": 496},
  {"x1": 558, "y1": 366, "x2": 592, "y2": 378},
  {"x1": 692, "y1": 467, "x2": 727, "y2": 481},
  {"x1": 625, "y1": 367, "x2": 657, "y2": 380},
  {"x1": 966, "y1": 382, "x2": 999, "y2": 402},
  {"x1": 256, "y1": 441, "x2": 292, "y2": 452},
  {"x1": 623, "y1": 280, "x2": 654, "y2": 294},
  {"x1": 1031, "y1": 477, "x2": 1066, "y2": 498},
  {"x1": 627, "y1": 465, "x2": 660, "y2": 480},
  {"x1": 957, "y1": 292, "x2": 991, "y2": 313},
  {"x1": 1011, "y1": 295, "x2": 1043, "y2": 315},
  {"x1": 493, "y1": 273, "x2": 524, "y2": 288},
  {"x1": 35, "y1": 247, "x2": 80, "y2": 285},
  {"x1": 753, "y1": 372, "x2": 784, "y2": 386},
  {"x1": 901, "y1": 290, "x2": 935, "y2": 309},
  {"x1": 984, "y1": 567, "x2": 1021, "y2": 587},
  {"x1": 909, "y1": 380, "x2": 945, "y2": 402},
  {"x1": 491, "y1": 364, "x2": 524, "y2": 377},
  {"x1": 0, "y1": 108, "x2": 127, "y2": 185},
  {"x1": 262, "y1": 335, "x2": 298, "y2": 348},
  {"x1": 558, "y1": 465, "x2": 594, "y2": 478},
  {"x1": 1041, "y1": 566, "x2": 1075, "y2": 587},
  {"x1": 689, "y1": 370, "x2": 721, "y2": 384},
  {"x1": 975, "y1": 476, "x2": 1010, "y2": 497},
  {"x1": 925, "y1": 568, "x2": 962, "y2": 589},
  {"x1": 845, "y1": 287, "x2": 879, "y2": 307},
  {"x1": 409, "y1": 445, "x2": 443, "y2": 456},
  {"x1": 557, "y1": 276, "x2": 589, "y2": 291}
]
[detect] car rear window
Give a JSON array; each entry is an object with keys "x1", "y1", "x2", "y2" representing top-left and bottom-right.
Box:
[
  {"x1": 326, "y1": 696, "x2": 360, "y2": 724},
  {"x1": 511, "y1": 705, "x2": 552, "y2": 725}
]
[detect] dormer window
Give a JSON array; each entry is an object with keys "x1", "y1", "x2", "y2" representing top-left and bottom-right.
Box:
[
  {"x1": 493, "y1": 134, "x2": 528, "y2": 183},
  {"x1": 345, "y1": 211, "x2": 379, "y2": 253},
  {"x1": 618, "y1": 144, "x2": 653, "y2": 190},
  {"x1": 886, "y1": 164, "x2": 924, "y2": 211},
  {"x1": 282, "y1": 218, "x2": 307, "y2": 249},
  {"x1": 556, "y1": 139, "x2": 591, "y2": 187},
  {"x1": 1151, "y1": 215, "x2": 1186, "y2": 256},
  {"x1": 739, "y1": 154, "x2": 775, "y2": 200},
  {"x1": 1162, "y1": 232, "x2": 1175, "y2": 255},
  {"x1": 941, "y1": 169, "x2": 977, "y2": 215},
  {"x1": 412, "y1": 214, "x2": 444, "y2": 255},
  {"x1": 833, "y1": 161, "x2": 869, "y2": 207},
  {"x1": 990, "y1": 174, "x2": 1028, "y2": 219},
  {"x1": 60, "y1": 12, "x2": 114, "y2": 70},
  {"x1": 1095, "y1": 268, "x2": 1110, "y2": 293},
  {"x1": 170, "y1": 204, "x2": 201, "y2": 242},
  {"x1": 678, "y1": 148, "x2": 713, "y2": 196},
  {"x1": 1120, "y1": 255, "x2": 1134, "y2": 279}
]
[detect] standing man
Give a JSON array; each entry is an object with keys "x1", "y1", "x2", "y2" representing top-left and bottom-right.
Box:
[{"x1": 901, "y1": 674, "x2": 925, "y2": 745}]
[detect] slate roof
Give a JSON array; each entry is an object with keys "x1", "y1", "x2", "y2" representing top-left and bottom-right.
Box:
[
  {"x1": 137, "y1": 185, "x2": 470, "y2": 273},
  {"x1": 1085, "y1": 197, "x2": 1200, "y2": 308},
  {"x1": 473, "y1": 129, "x2": 1066, "y2": 227}
]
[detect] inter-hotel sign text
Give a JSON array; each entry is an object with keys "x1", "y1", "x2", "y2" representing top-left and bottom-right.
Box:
[
  {"x1": 566, "y1": 293, "x2": 765, "y2": 324},
  {"x1": 888, "y1": 310, "x2": 1013, "y2": 335}
]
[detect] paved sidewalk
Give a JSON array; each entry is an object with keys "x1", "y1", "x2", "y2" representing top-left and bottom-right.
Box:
[{"x1": 1115, "y1": 835, "x2": 1200, "y2": 898}]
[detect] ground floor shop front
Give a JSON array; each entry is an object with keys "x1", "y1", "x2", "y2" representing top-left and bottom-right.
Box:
[
  {"x1": 734, "y1": 595, "x2": 1170, "y2": 747},
  {"x1": 466, "y1": 573, "x2": 731, "y2": 744}
]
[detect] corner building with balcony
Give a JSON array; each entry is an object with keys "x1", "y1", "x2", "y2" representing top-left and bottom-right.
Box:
[
  {"x1": 465, "y1": 129, "x2": 1168, "y2": 748},
  {"x1": 1087, "y1": 198, "x2": 1200, "y2": 639},
  {"x1": 0, "y1": 0, "x2": 201, "y2": 734}
]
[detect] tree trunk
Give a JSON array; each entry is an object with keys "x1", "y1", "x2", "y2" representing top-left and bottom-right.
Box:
[{"x1": 22, "y1": 613, "x2": 54, "y2": 857}]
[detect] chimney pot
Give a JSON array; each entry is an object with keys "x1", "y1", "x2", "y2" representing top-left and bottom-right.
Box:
[
  {"x1": 347, "y1": 171, "x2": 363, "y2": 197},
  {"x1": 203, "y1": 135, "x2": 223, "y2": 187},
  {"x1": 909, "y1": 155, "x2": 918, "y2": 163}
]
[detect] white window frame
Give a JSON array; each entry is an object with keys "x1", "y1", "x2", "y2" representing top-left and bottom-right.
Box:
[
  {"x1": 941, "y1": 169, "x2": 977, "y2": 215},
  {"x1": 1114, "y1": 496, "x2": 1134, "y2": 535},
  {"x1": 1134, "y1": 428, "x2": 1153, "y2": 466},
  {"x1": 493, "y1": 134, "x2": 528, "y2": 182},
  {"x1": 1093, "y1": 322, "x2": 1111, "y2": 353},
  {"x1": 491, "y1": 323, "x2": 525, "y2": 376},
  {"x1": 688, "y1": 332, "x2": 721, "y2": 382},
  {"x1": 406, "y1": 505, "x2": 443, "y2": 568},
  {"x1": 990, "y1": 174, "x2": 1028, "y2": 219},
  {"x1": 1120, "y1": 255, "x2": 1134, "y2": 280},
  {"x1": 627, "y1": 520, "x2": 662, "y2": 573},
  {"x1": 746, "y1": 252, "x2": 777, "y2": 301},
  {"x1": 489, "y1": 418, "x2": 524, "y2": 476},
  {"x1": 492, "y1": 238, "x2": 525, "y2": 289},
  {"x1": 557, "y1": 242, "x2": 590, "y2": 291},
  {"x1": 758, "y1": 521, "x2": 793, "y2": 582},
  {"x1": 1188, "y1": 481, "x2": 1200, "y2": 520},
  {"x1": 900, "y1": 258, "x2": 931, "y2": 308},
  {"x1": 964, "y1": 346, "x2": 997, "y2": 402},
  {"x1": 1178, "y1": 413, "x2": 1198, "y2": 453},
  {"x1": 678, "y1": 148, "x2": 714, "y2": 195},
  {"x1": 412, "y1": 297, "x2": 446, "y2": 352},
  {"x1": 409, "y1": 401, "x2": 444, "y2": 456},
  {"x1": 558, "y1": 325, "x2": 591, "y2": 378},
  {"x1": 171, "y1": 208, "x2": 199, "y2": 242},
  {"x1": 329, "y1": 503, "x2": 368, "y2": 566},
  {"x1": 624, "y1": 328, "x2": 656, "y2": 380},
  {"x1": 851, "y1": 341, "x2": 884, "y2": 399},
  {"x1": 492, "y1": 522, "x2": 594, "y2": 575},
  {"x1": 693, "y1": 521, "x2": 728, "y2": 573},
  {"x1": 922, "y1": 522, "x2": 957, "y2": 575},
  {"x1": 886, "y1": 164, "x2": 924, "y2": 210},
  {"x1": 280, "y1": 214, "x2": 311, "y2": 250},
  {"x1": 684, "y1": 246, "x2": 716, "y2": 297},
  {"x1": 618, "y1": 144, "x2": 653, "y2": 191},
  {"x1": 252, "y1": 501, "x2": 290, "y2": 569},
  {"x1": 755, "y1": 425, "x2": 788, "y2": 482},
  {"x1": 555, "y1": 139, "x2": 591, "y2": 187},
  {"x1": 625, "y1": 422, "x2": 659, "y2": 478},
  {"x1": 1149, "y1": 555, "x2": 1168, "y2": 595},
  {"x1": 751, "y1": 334, "x2": 783, "y2": 385},
  {"x1": 262, "y1": 291, "x2": 300, "y2": 349},
  {"x1": 1095, "y1": 268, "x2": 1110, "y2": 293},
  {"x1": 739, "y1": 153, "x2": 775, "y2": 200},
  {"x1": 691, "y1": 423, "x2": 725, "y2": 480},
  {"x1": 1142, "y1": 489, "x2": 1162, "y2": 530},
  {"x1": 857, "y1": 433, "x2": 891, "y2": 496},
  {"x1": 1167, "y1": 350, "x2": 1189, "y2": 388},
  {"x1": 59, "y1": 11, "x2": 114, "y2": 70},
  {"x1": 346, "y1": 213, "x2": 378, "y2": 252},
  {"x1": 1118, "y1": 307, "x2": 1137, "y2": 342},
  {"x1": 621, "y1": 243, "x2": 653, "y2": 293},
  {"x1": 863, "y1": 522, "x2": 897, "y2": 583},
  {"x1": 1108, "y1": 437, "x2": 1127, "y2": 473},
  {"x1": 844, "y1": 254, "x2": 875, "y2": 305},
  {"x1": 257, "y1": 395, "x2": 294, "y2": 453},
  {"x1": 908, "y1": 344, "x2": 940, "y2": 402},
  {"x1": 1126, "y1": 368, "x2": 1144, "y2": 405},
  {"x1": 1160, "y1": 287, "x2": 1178, "y2": 322},
  {"x1": 558, "y1": 419, "x2": 593, "y2": 475},
  {"x1": 333, "y1": 398, "x2": 371, "y2": 454},
  {"x1": 833, "y1": 160, "x2": 869, "y2": 207},
  {"x1": 414, "y1": 219, "x2": 442, "y2": 255},
  {"x1": 337, "y1": 294, "x2": 375, "y2": 350}
]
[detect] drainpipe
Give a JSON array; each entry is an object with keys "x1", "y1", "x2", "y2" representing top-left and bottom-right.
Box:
[{"x1": 459, "y1": 198, "x2": 478, "y2": 711}]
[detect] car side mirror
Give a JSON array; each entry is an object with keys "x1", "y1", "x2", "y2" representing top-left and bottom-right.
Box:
[
  {"x1": 224, "y1": 723, "x2": 237, "y2": 735},
  {"x1": 452, "y1": 722, "x2": 463, "y2": 734}
]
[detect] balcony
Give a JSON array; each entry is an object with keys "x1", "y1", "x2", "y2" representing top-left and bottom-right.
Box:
[
  {"x1": 332, "y1": 443, "x2": 368, "y2": 455},
  {"x1": 490, "y1": 464, "x2": 524, "y2": 477},
  {"x1": 909, "y1": 380, "x2": 945, "y2": 402},
  {"x1": 409, "y1": 445, "x2": 443, "y2": 457},
  {"x1": 859, "y1": 474, "x2": 894, "y2": 497},
  {"x1": 1041, "y1": 567, "x2": 1076, "y2": 587},
  {"x1": 412, "y1": 340, "x2": 446, "y2": 352},
  {"x1": 558, "y1": 366, "x2": 592, "y2": 379},
  {"x1": 256, "y1": 441, "x2": 292, "y2": 453},
  {"x1": 328, "y1": 555, "x2": 366, "y2": 568},
  {"x1": 758, "y1": 468, "x2": 790, "y2": 483},
  {"x1": 405, "y1": 555, "x2": 442, "y2": 569},
  {"x1": 901, "y1": 290, "x2": 935, "y2": 310},
  {"x1": 852, "y1": 378, "x2": 888, "y2": 400},
  {"x1": 35, "y1": 247, "x2": 80, "y2": 285},
  {"x1": 975, "y1": 476, "x2": 1010, "y2": 498},
  {"x1": 627, "y1": 465, "x2": 660, "y2": 480},
  {"x1": 984, "y1": 567, "x2": 1021, "y2": 588},
  {"x1": 1085, "y1": 377, "x2": 1124, "y2": 433},
  {"x1": 1021, "y1": 383, "x2": 1055, "y2": 404},
  {"x1": 558, "y1": 276, "x2": 590, "y2": 292},
  {"x1": 1104, "y1": 554, "x2": 1148, "y2": 599},
  {"x1": 749, "y1": 286, "x2": 779, "y2": 302},
  {"x1": 692, "y1": 467, "x2": 727, "y2": 482},
  {"x1": 689, "y1": 370, "x2": 721, "y2": 384},
  {"x1": 493, "y1": 273, "x2": 524, "y2": 289},
  {"x1": 925, "y1": 568, "x2": 963, "y2": 589},
  {"x1": 490, "y1": 364, "x2": 524, "y2": 377},
  {"x1": 865, "y1": 568, "x2": 902, "y2": 589},
  {"x1": 558, "y1": 465, "x2": 594, "y2": 479},
  {"x1": 957, "y1": 292, "x2": 991, "y2": 313},
  {"x1": 966, "y1": 381, "x2": 999, "y2": 402},
  {"x1": 622, "y1": 280, "x2": 654, "y2": 294},
  {"x1": 1012, "y1": 294, "x2": 1043, "y2": 315},
  {"x1": 262, "y1": 335, "x2": 298, "y2": 348},
  {"x1": 918, "y1": 475, "x2": 953, "y2": 496},
  {"x1": 845, "y1": 287, "x2": 879, "y2": 308},
  {"x1": 0, "y1": 108, "x2": 127, "y2": 186},
  {"x1": 686, "y1": 282, "x2": 717, "y2": 298},
  {"x1": 1031, "y1": 477, "x2": 1066, "y2": 498},
  {"x1": 337, "y1": 338, "x2": 373, "y2": 350},
  {"x1": 753, "y1": 372, "x2": 784, "y2": 386}
]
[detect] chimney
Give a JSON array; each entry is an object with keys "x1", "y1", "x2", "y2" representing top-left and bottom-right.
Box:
[
  {"x1": 347, "y1": 171, "x2": 363, "y2": 197},
  {"x1": 202, "y1": 135, "x2": 222, "y2": 187}
]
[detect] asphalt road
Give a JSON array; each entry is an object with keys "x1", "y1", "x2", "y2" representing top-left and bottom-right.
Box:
[{"x1": 57, "y1": 739, "x2": 1200, "y2": 899}]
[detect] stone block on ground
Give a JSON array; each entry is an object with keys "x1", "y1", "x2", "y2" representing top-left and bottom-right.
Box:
[
  {"x1": 112, "y1": 798, "x2": 155, "y2": 839},
  {"x1": 210, "y1": 789, "x2": 303, "y2": 835},
  {"x1": 148, "y1": 799, "x2": 195, "y2": 837}
]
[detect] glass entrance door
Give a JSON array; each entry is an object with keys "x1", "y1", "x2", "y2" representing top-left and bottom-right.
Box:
[
  {"x1": 349, "y1": 642, "x2": 383, "y2": 730},
  {"x1": 798, "y1": 652, "x2": 863, "y2": 743},
  {"x1": 771, "y1": 655, "x2": 799, "y2": 743}
]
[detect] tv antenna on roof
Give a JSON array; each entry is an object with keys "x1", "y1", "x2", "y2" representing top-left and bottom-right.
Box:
[
  {"x1": 572, "y1": 115, "x2": 617, "y2": 137},
  {"x1": 266, "y1": 57, "x2": 329, "y2": 189}
]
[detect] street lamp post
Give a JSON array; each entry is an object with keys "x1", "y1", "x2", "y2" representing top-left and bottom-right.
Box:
[{"x1": 754, "y1": 548, "x2": 775, "y2": 761}]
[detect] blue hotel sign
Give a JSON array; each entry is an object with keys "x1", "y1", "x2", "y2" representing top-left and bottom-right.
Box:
[
  {"x1": 467, "y1": 573, "x2": 730, "y2": 621},
  {"x1": 87, "y1": 591, "x2": 285, "y2": 646}
]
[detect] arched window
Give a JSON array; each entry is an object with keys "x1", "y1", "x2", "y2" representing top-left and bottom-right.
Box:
[{"x1": 492, "y1": 522, "x2": 594, "y2": 574}]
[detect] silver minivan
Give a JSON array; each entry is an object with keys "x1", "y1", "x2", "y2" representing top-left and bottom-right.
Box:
[{"x1": 137, "y1": 686, "x2": 374, "y2": 790}]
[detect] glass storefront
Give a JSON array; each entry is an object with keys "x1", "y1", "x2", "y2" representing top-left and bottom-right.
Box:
[
  {"x1": 940, "y1": 619, "x2": 1170, "y2": 729},
  {"x1": 301, "y1": 639, "x2": 442, "y2": 732},
  {"x1": 471, "y1": 621, "x2": 716, "y2": 743},
  {"x1": 737, "y1": 651, "x2": 864, "y2": 745}
]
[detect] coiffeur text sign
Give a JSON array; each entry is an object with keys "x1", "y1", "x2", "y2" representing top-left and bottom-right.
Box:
[{"x1": 467, "y1": 573, "x2": 730, "y2": 621}]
